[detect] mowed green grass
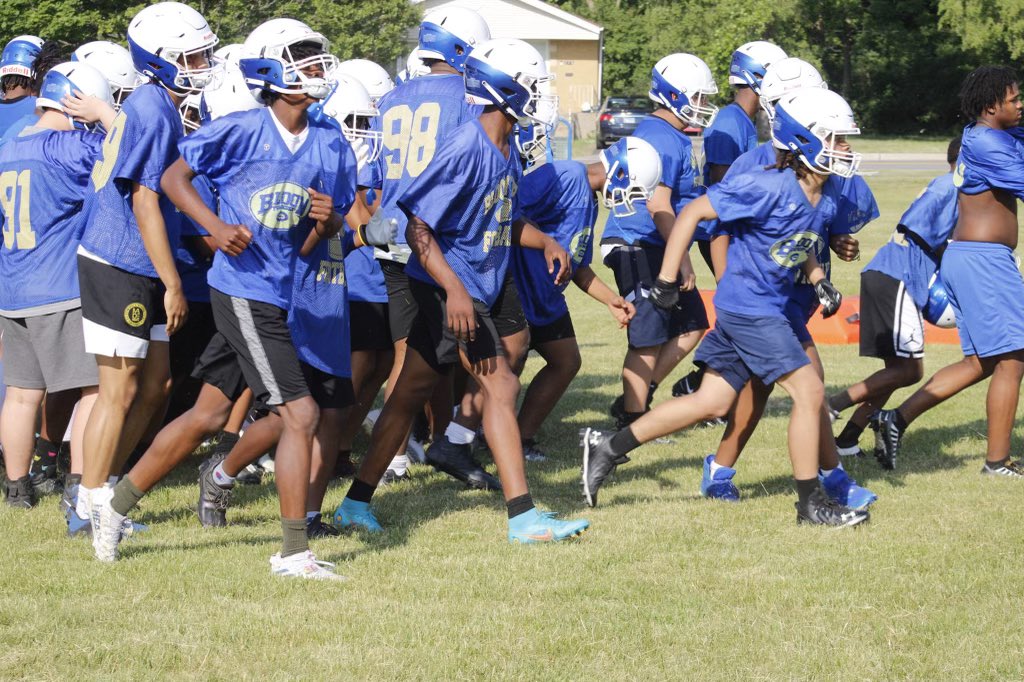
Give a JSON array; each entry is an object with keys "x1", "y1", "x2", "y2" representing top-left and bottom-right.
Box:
[{"x1": 5, "y1": 169, "x2": 1024, "y2": 681}]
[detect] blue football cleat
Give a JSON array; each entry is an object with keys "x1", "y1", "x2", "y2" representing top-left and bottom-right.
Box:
[
  {"x1": 507, "y1": 508, "x2": 589, "y2": 544},
  {"x1": 700, "y1": 454, "x2": 740, "y2": 501},
  {"x1": 820, "y1": 468, "x2": 877, "y2": 511},
  {"x1": 332, "y1": 497, "x2": 383, "y2": 533},
  {"x1": 67, "y1": 508, "x2": 92, "y2": 538}
]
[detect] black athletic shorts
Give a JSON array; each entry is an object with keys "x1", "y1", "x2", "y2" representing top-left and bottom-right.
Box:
[
  {"x1": 349, "y1": 301, "x2": 392, "y2": 352},
  {"x1": 529, "y1": 312, "x2": 576, "y2": 349},
  {"x1": 407, "y1": 278, "x2": 504, "y2": 372},
  {"x1": 381, "y1": 259, "x2": 417, "y2": 342},
  {"x1": 859, "y1": 270, "x2": 925, "y2": 359},
  {"x1": 170, "y1": 301, "x2": 215, "y2": 382},
  {"x1": 192, "y1": 331, "x2": 247, "y2": 402},
  {"x1": 301, "y1": 362, "x2": 355, "y2": 409},
  {"x1": 78, "y1": 254, "x2": 168, "y2": 357},
  {"x1": 208, "y1": 288, "x2": 309, "y2": 406},
  {"x1": 490, "y1": 274, "x2": 528, "y2": 338}
]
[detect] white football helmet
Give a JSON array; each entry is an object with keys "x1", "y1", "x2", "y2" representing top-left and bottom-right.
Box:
[
  {"x1": 333, "y1": 59, "x2": 394, "y2": 104},
  {"x1": 127, "y1": 2, "x2": 219, "y2": 94},
  {"x1": 180, "y1": 93, "x2": 201, "y2": 132},
  {"x1": 310, "y1": 73, "x2": 382, "y2": 170},
  {"x1": 464, "y1": 39, "x2": 557, "y2": 126},
  {"x1": 728, "y1": 41, "x2": 787, "y2": 94},
  {"x1": 772, "y1": 88, "x2": 861, "y2": 178},
  {"x1": 200, "y1": 60, "x2": 263, "y2": 122},
  {"x1": 649, "y1": 53, "x2": 718, "y2": 128},
  {"x1": 239, "y1": 18, "x2": 337, "y2": 100},
  {"x1": 759, "y1": 57, "x2": 826, "y2": 120},
  {"x1": 398, "y1": 48, "x2": 430, "y2": 84},
  {"x1": 72, "y1": 41, "x2": 145, "y2": 109},
  {"x1": 37, "y1": 61, "x2": 114, "y2": 131},
  {"x1": 417, "y1": 6, "x2": 491, "y2": 73},
  {"x1": 600, "y1": 136, "x2": 662, "y2": 217},
  {"x1": 214, "y1": 43, "x2": 245, "y2": 66}
]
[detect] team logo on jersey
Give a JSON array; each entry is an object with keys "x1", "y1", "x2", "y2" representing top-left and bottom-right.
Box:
[
  {"x1": 769, "y1": 231, "x2": 821, "y2": 269},
  {"x1": 953, "y1": 161, "x2": 965, "y2": 188},
  {"x1": 249, "y1": 182, "x2": 311, "y2": 230},
  {"x1": 123, "y1": 303, "x2": 147, "y2": 328}
]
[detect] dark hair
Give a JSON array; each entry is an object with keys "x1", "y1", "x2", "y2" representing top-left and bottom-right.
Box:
[
  {"x1": 766, "y1": 147, "x2": 811, "y2": 178},
  {"x1": 1, "y1": 39, "x2": 62, "y2": 95},
  {"x1": 959, "y1": 65, "x2": 1018, "y2": 120},
  {"x1": 289, "y1": 41, "x2": 325, "y2": 63},
  {"x1": 947, "y1": 134, "x2": 962, "y2": 165}
]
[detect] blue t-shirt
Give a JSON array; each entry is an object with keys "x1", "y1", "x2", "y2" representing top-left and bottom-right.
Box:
[
  {"x1": 79, "y1": 83, "x2": 183, "y2": 278},
  {"x1": 175, "y1": 175, "x2": 217, "y2": 304},
  {"x1": 865, "y1": 172, "x2": 958, "y2": 309},
  {"x1": 345, "y1": 247, "x2": 386, "y2": 303},
  {"x1": 513, "y1": 160, "x2": 596, "y2": 326},
  {"x1": 0, "y1": 96, "x2": 36, "y2": 140},
  {"x1": 708, "y1": 167, "x2": 836, "y2": 317},
  {"x1": 956, "y1": 123, "x2": 1024, "y2": 199},
  {"x1": 400, "y1": 119, "x2": 522, "y2": 308},
  {"x1": 702, "y1": 102, "x2": 757, "y2": 185},
  {"x1": 372, "y1": 73, "x2": 481, "y2": 263},
  {"x1": 290, "y1": 233, "x2": 351, "y2": 378},
  {"x1": 0, "y1": 112, "x2": 38, "y2": 146},
  {"x1": 602, "y1": 115, "x2": 702, "y2": 247},
  {"x1": 180, "y1": 108, "x2": 357, "y2": 309},
  {"x1": 0, "y1": 127, "x2": 102, "y2": 314}
]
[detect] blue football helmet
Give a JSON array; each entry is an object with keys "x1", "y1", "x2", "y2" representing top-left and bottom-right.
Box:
[
  {"x1": 464, "y1": 39, "x2": 557, "y2": 126},
  {"x1": 600, "y1": 136, "x2": 662, "y2": 217},
  {"x1": 924, "y1": 270, "x2": 956, "y2": 328},
  {"x1": 417, "y1": 6, "x2": 491, "y2": 74},
  {"x1": 772, "y1": 88, "x2": 861, "y2": 178},
  {"x1": 127, "y1": 2, "x2": 219, "y2": 95},
  {"x1": 0, "y1": 35, "x2": 44, "y2": 79},
  {"x1": 728, "y1": 41, "x2": 787, "y2": 95}
]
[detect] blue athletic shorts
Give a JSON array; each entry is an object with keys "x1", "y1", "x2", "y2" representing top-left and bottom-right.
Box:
[
  {"x1": 604, "y1": 245, "x2": 708, "y2": 349},
  {"x1": 942, "y1": 241, "x2": 1024, "y2": 358},
  {"x1": 783, "y1": 297, "x2": 814, "y2": 344},
  {"x1": 695, "y1": 308, "x2": 811, "y2": 392}
]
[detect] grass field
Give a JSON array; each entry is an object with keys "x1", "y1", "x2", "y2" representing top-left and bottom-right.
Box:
[{"x1": 5, "y1": 168, "x2": 1024, "y2": 681}]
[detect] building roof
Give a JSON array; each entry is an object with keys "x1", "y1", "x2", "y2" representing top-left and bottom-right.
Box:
[{"x1": 411, "y1": 0, "x2": 603, "y2": 41}]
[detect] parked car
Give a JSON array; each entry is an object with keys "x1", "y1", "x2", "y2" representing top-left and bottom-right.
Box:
[{"x1": 597, "y1": 96, "x2": 653, "y2": 148}]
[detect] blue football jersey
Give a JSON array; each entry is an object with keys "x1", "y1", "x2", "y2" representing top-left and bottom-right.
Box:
[
  {"x1": 956, "y1": 123, "x2": 1024, "y2": 199},
  {"x1": 865, "y1": 172, "x2": 957, "y2": 309},
  {"x1": 0, "y1": 112, "x2": 38, "y2": 146},
  {"x1": 180, "y1": 108, "x2": 357, "y2": 309},
  {"x1": 290, "y1": 233, "x2": 351, "y2": 378},
  {"x1": 345, "y1": 247, "x2": 386, "y2": 303},
  {"x1": 400, "y1": 119, "x2": 522, "y2": 308},
  {"x1": 79, "y1": 83, "x2": 183, "y2": 278},
  {"x1": 372, "y1": 73, "x2": 481, "y2": 263},
  {"x1": 513, "y1": 160, "x2": 597, "y2": 326},
  {"x1": 708, "y1": 167, "x2": 836, "y2": 317},
  {"x1": 702, "y1": 102, "x2": 757, "y2": 185},
  {"x1": 0, "y1": 96, "x2": 36, "y2": 140},
  {"x1": 176, "y1": 175, "x2": 217, "y2": 304},
  {"x1": 602, "y1": 115, "x2": 703, "y2": 247},
  {"x1": 0, "y1": 128, "x2": 102, "y2": 314}
]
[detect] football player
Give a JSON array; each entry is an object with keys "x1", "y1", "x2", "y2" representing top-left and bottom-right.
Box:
[{"x1": 0, "y1": 35, "x2": 43, "y2": 137}]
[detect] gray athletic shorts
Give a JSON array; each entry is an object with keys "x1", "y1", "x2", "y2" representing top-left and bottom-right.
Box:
[{"x1": 0, "y1": 308, "x2": 98, "y2": 391}]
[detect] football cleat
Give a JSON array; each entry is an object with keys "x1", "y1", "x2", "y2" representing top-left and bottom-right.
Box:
[
  {"x1": 4, "y1": 475, "x2": 35, "y2": 509},
  {"x1": 580, "y1": 428, "x2": 621, "y2": 508},
  {"x1": 197, "y1": 455, "x2": 233, "y2": 528},
  {"x1": 270, "y1": 550, "x2": 346, "y2": 581},
  {"x1": 874, "y1": 409, "x2": 902, "y2": 470},
  {"x1": 981, "y1": 459, "x2": 1024, "y2": 478},
  {"x1": 332, "y1": 497, "x2": 383, "y2": 533},
  {"x1": 700, "y1": 455, "x2": 740, "y2": 501},
  {"x1": 235, "y1": 462, "x2": 264, "y2": 485},
  {"x1": 306, "y1": 513, "x2": 341, "y2": 539},
  {"x1": 522, "y1": 441, "x2": 548, "y2": 463},
  {"x1": 508, "y1": 508, "x2": 589, "y2": 544},
  {"x1": 426, "y1": 436, "x2": 501, "y2": 491},
  {"x1": 405, "y1": 438, "x2": 427, "y2": 465},
  {"x1": 67, "y1": 508, "x2": 92, "y2": 538},
  {"x1": 796, "y1": 487, "x2": 869, "y2": 527},
  {"x1": 835, "y1": 440, "x2": 865, "y2": 458},
  {"x1": 819, "y1": 468, "x2": 877, "y2": 511},
  {"x1": 671, "y1": 367, "x2": 705, "y2": 397},
  {"x1": 381, "y1": 468, "x2": 410, "y2": 485}
]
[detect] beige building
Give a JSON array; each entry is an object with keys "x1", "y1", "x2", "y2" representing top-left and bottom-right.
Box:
[{"x1": 408, "y1": 0, "x2": 604, "y2": 117}]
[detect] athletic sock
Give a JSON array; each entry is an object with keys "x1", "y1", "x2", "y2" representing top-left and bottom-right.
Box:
[
  {"x1": 506, "y1": 493, "x2": 534, "y2": 519},
  {"x1": 388, "y1": 453, "x2": 409, "y2": 476},
  {"x1": 894, "y1": 410, "x2": 909, "y2": 432},
  {"x1": 836, "y1": 421, "x2": 864, "y2": 445},
  {"x1": 609, "y1": 427, "x2": 641, "y2": 459},
  {"x1": 33, "y1": 438, "x2": 58, "y2": 471},
  {"x1": 212, "y1": 461, "x2": 235, "y2": 488},
  {"x1": 709, "y1": 459, "x2": 725, "y2": 476},
  {"x1": 280, "y1": 517, "x2": 309, "y2": 558},
  {"x1": 76, "y1": 486, "x2": 93, "y2": 518},
  {"x1": 110, "y1": 478, "x2": 145, "y2": 516},
  {"x1": 346, "y1": 478, "x2": 377, "y2": 504},
  {"x1": 795, "y1": 478, "x2": 818, "y2": 505},
  {"x1": 445, "y1": 422, "x2": 476, "y2": 445},
  {"x1": 65, "y1": 473, "x2": 82, "y2": 488}
]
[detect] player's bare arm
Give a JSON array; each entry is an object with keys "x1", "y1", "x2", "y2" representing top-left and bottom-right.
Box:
[
  {"x1": 131, "y1": 182, "x2": 188, "y2": 334},
  {"x1": 406, "y1": 214, "x2": 477, "y2": 342},
  {"x1": 162, "y1": 157, "x2": 252, "y2": 257}
]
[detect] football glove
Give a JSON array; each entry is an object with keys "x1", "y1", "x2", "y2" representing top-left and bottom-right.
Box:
[
  {"x1": 814, "y1": 279, "x2": 842, "y2": 318},
  {"x1": 650, "y1": 277, "x2": 680, "y2": 309},
  {"x1": 359, "y1": 212, "x2": 399, "y2": 248}
]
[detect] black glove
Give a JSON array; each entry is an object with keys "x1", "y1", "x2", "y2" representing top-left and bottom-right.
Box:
[
  {"x1": 650, "y1": 277, "x2": 680, "y2": 309},
  {"x1": 814, "y1": 278, "x2": 842, "y2": 318},
  {"x1": 360, "y1": 212, "x2": 399, "y2": 248}
]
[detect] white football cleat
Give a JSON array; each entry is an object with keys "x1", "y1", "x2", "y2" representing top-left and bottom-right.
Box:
[{"x1": 270, "y1": 550, "x2": 347, "y2": 581}]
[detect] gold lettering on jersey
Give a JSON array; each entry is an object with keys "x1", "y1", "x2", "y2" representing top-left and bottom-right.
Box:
[
  {"x1": 769, "y1": 231, "x2": 821, "y2": 269},
  {"x1": 569, "y1": 225, "x2": 592, "y2": 266},
  {"x1": 482, "y1": 175, "x2": 517, "y2": 253},
  {"x1": 249, "y1": 182, "x2": 311, "y2": 230},
  {"x1": 317, "y1": 235, "x2": 346, "y2": 285}
]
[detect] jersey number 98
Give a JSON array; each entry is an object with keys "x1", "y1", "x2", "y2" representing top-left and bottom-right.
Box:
[
  {"x1": 383, "y1": 103, "x2": 440, "y2": 180},
  {"x1": 0, "y1": 169, "x2": 35, "y2": 250}
]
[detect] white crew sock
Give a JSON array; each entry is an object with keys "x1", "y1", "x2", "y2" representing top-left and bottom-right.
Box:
[
  {"x1": 388, "y1": 453, "x2": 409, "y2": 476},
  {"x1": 445, "y1": 422, "x2": 476, "y2": 445},
  {"x1": 212, "y1": 461, "x2": 235, "y2": 488}
]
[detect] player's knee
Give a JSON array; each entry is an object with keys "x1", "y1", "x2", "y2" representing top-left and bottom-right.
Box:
[
  {"x1": 99, "y1": 380, "x2": 139, "y2": 412},
  {"x1": 283, "y1": 399, "x2": 320, "y2": 436},
  {"x1": 562, "y1": 349, "x2": 583, "y2": 379}
]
